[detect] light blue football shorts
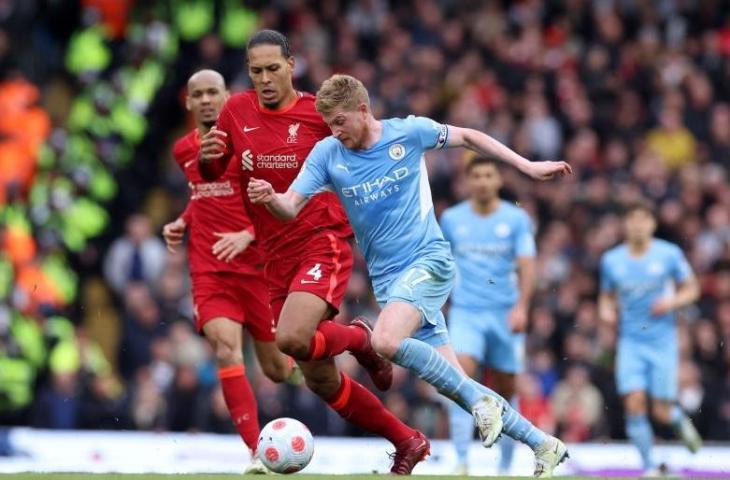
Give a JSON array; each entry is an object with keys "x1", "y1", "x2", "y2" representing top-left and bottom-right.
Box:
[
  {"x1": 616, "y1": 336, "x2": 678, "y2": 400},
  {"x1": 378, "y1": 254, "x2": 455, "y2": 347},
  {"x1": 448, "y1": 304, "x2": 525, "y2": 373}
]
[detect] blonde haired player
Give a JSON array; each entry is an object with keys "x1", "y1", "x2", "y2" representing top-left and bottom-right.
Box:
[{"x1": 249, "y1": 74, "x2": 571, "y2": 477}]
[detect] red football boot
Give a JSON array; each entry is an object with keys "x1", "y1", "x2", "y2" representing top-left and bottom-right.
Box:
[
  {"x1": 349, "y1": 316, "x2": 393, "y2": 391},
  {"x1": 389, "y1": 431, "x2": 430, "y2": 475}
]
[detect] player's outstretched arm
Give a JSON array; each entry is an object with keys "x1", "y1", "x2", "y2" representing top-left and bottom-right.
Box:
[
  {"x1": 198, "y1": 127, "x2": 231, "y2": 181},
  {"x1": 248, "y1": 178, "x2": 309, "y2": 221},
  {"x1": 446, "y1": 126, "x2": 572, "y2": 180}
]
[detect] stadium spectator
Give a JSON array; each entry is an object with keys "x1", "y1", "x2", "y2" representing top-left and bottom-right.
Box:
[
  {"x1": 550, "y1": 364, "x2": 605, "y2": 442},
  {"x1": 517, "y1": 372, "x2": 556, "y2": 436},
  {"x1": 117, "y1": 282, "x2": 166, "y2": 380},
  {"x1": 103, "y1": 215, "x2": 167, "y2": 295}
]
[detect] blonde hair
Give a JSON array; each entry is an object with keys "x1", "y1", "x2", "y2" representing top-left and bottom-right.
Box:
[{"x1": 315, "y1": 74, "x2": 370, "y2": 114}]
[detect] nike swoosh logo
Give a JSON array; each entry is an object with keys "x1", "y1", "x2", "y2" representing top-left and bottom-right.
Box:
[
  {"x1": 184, "y1": 160, "x2": 195, "y2": 168},
  {"x1": 300, "y1": 280, "x2": 319, "y2": 284},
  {"x1": 243, "y1": 126, "x2": 260, "y2": 133}
]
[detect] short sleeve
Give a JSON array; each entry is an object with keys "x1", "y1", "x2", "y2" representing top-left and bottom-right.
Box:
[
  {"x1": 671, "y1": 245, "x2": 693, "y2": 283},
  {"x1": 180, "y1": 198, "x2": 193, "y2": 225},
  {"x1": 599, "y1": 254, "x2": 614, "y2": 292},
  {"x1": 515, "y1": 211, "x2": 536, "y2": 257},
  {"x1": 215, "y1": 102, "x2": 233, "y2": 135},
  {"x1": 407, "y1": 115, "x2": 449, "y2": 150},
  {"x1": 171, "y1": 137, "x2": 187, "y2": 166},
  {"x1": 291, "y1": 140, "x2": 334, "y2": 198},
  {"x1": 439, "y1": 209, "x2": 454, "y2": 243},
  {"x1": 214, "y1": 103, "x2": 235, "y2": 154}
]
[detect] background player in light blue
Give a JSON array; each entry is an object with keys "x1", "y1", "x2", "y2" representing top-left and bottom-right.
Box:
[
  {"x1": 249, "y1": 74, "x2": 572, "y2": 477},
  {"x1": 599, "y1": 201, "x2": 702, "y2": 475},
  {"x1": 441, "y1": 157, "x2": 536, "y2": 475}
]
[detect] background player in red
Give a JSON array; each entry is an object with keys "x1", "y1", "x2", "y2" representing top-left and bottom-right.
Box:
[
  {"x1": 199, "y1": 31, "x2": 429, "y2": 474},
  {"x1": 162, "y1": 69, "x2": 296, "y2": 474}
]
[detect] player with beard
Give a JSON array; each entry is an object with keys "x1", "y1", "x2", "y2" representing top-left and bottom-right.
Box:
[
  {"x1": 163, "y1": 69, "x2": 296, "y2": 474},
  {"x1": 198, "y1": 32, "x2": 428, "y2": 474}
]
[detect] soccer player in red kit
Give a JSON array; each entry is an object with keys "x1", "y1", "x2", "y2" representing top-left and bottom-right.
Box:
[
  {"x1": 163, "y1": 69, "x2": 295, "y2": 474},
  {"x1": 199, "y1": 30, "x2": 429, "y2": 474}
]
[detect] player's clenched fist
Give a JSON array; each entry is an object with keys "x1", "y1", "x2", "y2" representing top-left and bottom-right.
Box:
[
  {"x1": 199, "y1": 126, "x2": 228, "y2": 163},
  {"x1": 162, "y1": 218, "x2": 186, "y2": 253},
  {"x1": 248, "y1": 178, "x2": 275, "y2": 204}
]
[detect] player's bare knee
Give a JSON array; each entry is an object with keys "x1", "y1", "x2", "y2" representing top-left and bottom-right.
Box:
[
  {"x1": 209, "y1": 336, "x2": 242, "y2": 367},
  {"x1": 217, "y1": 343, "x2": 242, "y2": 367},
  {"x1": 651, "y1": 401, "x2": 672, "y2": 424},
  {"x1": 625, "y1": 392, "x2": 648, "y2": 415},
  {"x1": 276, "y1": 330, "x2": 310, "y2": 359},
  {"x1": 370, "y1": 329, "x2": 399, "y2": 359}
]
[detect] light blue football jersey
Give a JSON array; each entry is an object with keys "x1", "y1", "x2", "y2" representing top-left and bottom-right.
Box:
[
  {"x1": 441, "y1": 200, "x2": 536, "y2": 309},
  {"x1": 291, "y1": 115, "x2": 452, "y2": 300},
  {"x1": 600, "y1": 239, "x2": 693, "y2": 342}
]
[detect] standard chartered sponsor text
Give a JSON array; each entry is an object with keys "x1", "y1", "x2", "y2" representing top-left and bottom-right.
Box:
[
  {"x1": 257, "y1": 153, "x2": 298, "y2": 169},
  {"x1": 191, "y1": 180, "x2": 235, "y2": 199}
]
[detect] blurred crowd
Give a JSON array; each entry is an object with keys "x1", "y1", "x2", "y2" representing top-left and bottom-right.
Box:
[{"x1": 1, "y1": 0, "x2": 730, "y2": 447}]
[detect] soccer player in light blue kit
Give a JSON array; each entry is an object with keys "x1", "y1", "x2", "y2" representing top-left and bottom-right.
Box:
[
  {"x1": 599, "y1": 202, "x2": 702, "y2": 475},
  {"x1": 249, "y1": 74, "x2": 570, "y2": 476},
  {"x1": 441, "y1": 157, "x2": 536, "y2": 475}
]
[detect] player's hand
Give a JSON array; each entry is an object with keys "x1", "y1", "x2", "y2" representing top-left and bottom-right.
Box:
[
  {"x1": 651, "y1": 298, "x2": 674, "y2": 316},
  {"x1": 508, "y1": 303, "x2": 528, "y2": 333},
  {"x1": 523, "y1": 161, "x2": 572, "y2": 180},
  {"x1": 248, "y1": 177, "x2": 275, "y2": 204},
  {"x1": 162, "y1": 218, "x2": 187, "y2": 253},
  {"x1": 199, "y1": 126, "x2": 228, "y2": 163},
  {"x1": 212, "y1": 230, "x2": 254, "y2": 263}
]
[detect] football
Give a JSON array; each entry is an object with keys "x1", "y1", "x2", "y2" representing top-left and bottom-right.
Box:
[{"x1": 257, "y1": 417, "x2": 314, "y2": 474}]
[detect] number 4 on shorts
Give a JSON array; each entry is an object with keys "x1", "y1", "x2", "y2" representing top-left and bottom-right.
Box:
[{"x1": 307, "y1": 263, "x2": 323, "y2": 281}]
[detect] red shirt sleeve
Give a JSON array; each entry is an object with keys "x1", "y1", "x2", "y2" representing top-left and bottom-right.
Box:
[
  {"x1": 199, "y1": 103, "x2": 235, "y2": 181},
  {"x1": 172, "y1": 135, "x2": 195, "y2": 225},
  {"x1": 180, "y1": 197, "x2": 193, "y2": 225}
]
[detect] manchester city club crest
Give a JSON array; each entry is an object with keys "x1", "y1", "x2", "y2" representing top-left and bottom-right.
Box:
[{"x1": 389, "y1": 143, "x2": 405, "y2": 160}]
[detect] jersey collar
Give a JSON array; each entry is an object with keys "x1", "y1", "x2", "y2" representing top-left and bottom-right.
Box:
[{"x1": 259, "y1": 91, "x2": 303, "y2": 115}]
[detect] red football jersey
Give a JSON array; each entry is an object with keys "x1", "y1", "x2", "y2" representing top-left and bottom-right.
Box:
[
  {"x1": 201, "y1": 90, "x2": 351, "y2": 260},
  {"x1": 173, "y1": 129, "x2": 262, "y2": 275}
]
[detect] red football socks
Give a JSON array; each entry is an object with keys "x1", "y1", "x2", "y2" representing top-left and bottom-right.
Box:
[
  {"x1": 326, "y1": 373, "x2": 415, "y2": 445},
  {"x1": 218, "y1": 364, "x2": 259, "y2": 452},
  {"x1": 306, "y1": 320, "x2": 368, "y2": 360}
]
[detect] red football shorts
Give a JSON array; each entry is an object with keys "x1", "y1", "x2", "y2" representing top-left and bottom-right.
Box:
[
  {"x1": 266, "y1": 231, "x2": 353, "y2": 321},
  {"x1": 191, "y1": 271, "x2": 275, "y2": 342}
]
